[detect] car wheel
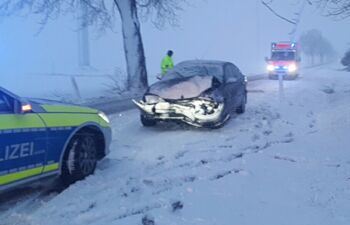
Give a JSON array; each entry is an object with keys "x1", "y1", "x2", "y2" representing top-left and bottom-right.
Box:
[
  {"x1": 236, "y1": 94, "x2": 246, "y2": 114},
  {"x1": 140, "y1": 114, "x2": 157, "y2": 127},
  {"x1": 61, "y1": 133, "x2": 98, "y2": 185}
]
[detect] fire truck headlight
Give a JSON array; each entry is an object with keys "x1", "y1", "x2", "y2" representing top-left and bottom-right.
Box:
[
  {"x1": 288, "y1": 64, "x2": 297, "y2": 72},
  {"x1": 267, "y1": 64, "x2": 274, "y2": 71}
]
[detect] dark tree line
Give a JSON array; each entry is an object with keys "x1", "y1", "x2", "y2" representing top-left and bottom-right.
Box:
[{"x1": 299, "y1": 29, "x2": 336, "y2": 65}]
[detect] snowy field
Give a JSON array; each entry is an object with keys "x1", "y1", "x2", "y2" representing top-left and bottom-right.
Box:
[
  {"x1": 1, "y1": 73, "x2": 116, "y2": 102},
  {"x1": 1, "y1": 65, "x2": 350, "y2": 225}
]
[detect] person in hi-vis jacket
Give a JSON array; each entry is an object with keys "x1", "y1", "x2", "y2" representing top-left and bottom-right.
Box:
[{"x1": 160, "y1": 50, "x2": 174, "y2": 78}]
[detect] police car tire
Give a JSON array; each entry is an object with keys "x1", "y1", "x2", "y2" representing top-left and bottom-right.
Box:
[
  {"x1": 140, "y1": 114, "x2": 156, "y2": 127},
  {"x1": 61, "y1": 134, "x2": 98, "y2": 185}
]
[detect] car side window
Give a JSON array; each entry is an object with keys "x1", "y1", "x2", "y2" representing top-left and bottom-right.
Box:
[
  {"x1": 226, "y1": 64, "x2": 244, "y2": 84},
  {"x1": 224, "y1": 65, "x2": 239, "y2": 83},
  {"x1": 0, "y1": 93, "x2": 13, "y2": 113}
]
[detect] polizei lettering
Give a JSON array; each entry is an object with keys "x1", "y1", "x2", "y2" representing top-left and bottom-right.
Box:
[{"x1": 0, "y1": 142, "x2": 35, "y2": 162}]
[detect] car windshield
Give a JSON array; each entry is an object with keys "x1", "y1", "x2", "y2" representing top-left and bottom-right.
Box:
[
  {"x1": 164, "y1": 64, "x2": 223, "y2": 82},
  {"x1": 271, "y1": 51, "x2": 296, "y2": 61}
]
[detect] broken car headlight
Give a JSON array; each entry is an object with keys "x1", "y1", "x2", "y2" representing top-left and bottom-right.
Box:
[{"x1": 193, "y1": 99, "x2": 219, "y2": 115}]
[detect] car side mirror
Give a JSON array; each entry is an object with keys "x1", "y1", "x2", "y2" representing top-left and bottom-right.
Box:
[
  {"x1": 264, "y1": 56, "x2": 270, "y2": 62},
  {"x1": 212, "y1": 77, "x2": 222, "y2": 88},
  {"x1": 297, "y1": 57, "x2": 301, "y2": 62}
]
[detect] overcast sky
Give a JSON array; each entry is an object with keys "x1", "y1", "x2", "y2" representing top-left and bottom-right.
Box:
[{"x1": 0, "y1": 0, "x2": 349, "y2": 95}]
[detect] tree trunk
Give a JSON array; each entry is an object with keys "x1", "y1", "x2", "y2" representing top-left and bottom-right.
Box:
[{"x1": 114, "y1": 0, "x2": 148, "y2": 91}]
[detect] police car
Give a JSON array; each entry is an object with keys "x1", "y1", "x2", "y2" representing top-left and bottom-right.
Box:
[{"x1": 0, "y1": 87, "x2": 111, "y2": 192}]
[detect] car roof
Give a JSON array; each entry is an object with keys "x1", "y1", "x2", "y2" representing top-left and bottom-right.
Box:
[
  {"x1": 175, "y1": 60, "x2": 231, "y2": 67},
  {"x1": 168, "y1": 60, "x2": 238, "y2": 82}
]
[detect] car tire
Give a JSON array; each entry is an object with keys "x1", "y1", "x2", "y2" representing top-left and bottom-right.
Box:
[
  {"x1": 61, "y1": 133, "x2": 98, "y2": 185},
  {"x1": 140, "y1": 114, "x2": 157, "y2": 127},
  {"x1": 236, "y1": 94, "x2": 246, "y2": 114}
]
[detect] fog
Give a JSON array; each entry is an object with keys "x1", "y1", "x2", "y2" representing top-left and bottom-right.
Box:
[{"x1": 0, "y1": 0, "x2": 348, "y2": 98}]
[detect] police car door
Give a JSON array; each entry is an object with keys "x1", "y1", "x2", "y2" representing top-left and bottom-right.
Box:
[{"x1": 0, "y1": 91, "x2": 47, "y2": 187}]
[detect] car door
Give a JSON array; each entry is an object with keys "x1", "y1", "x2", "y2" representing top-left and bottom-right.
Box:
[
  {"x1": 232, "y1": 68, "x2": 246, "y2": 108},
  {"x1": 0, "y1": 90, "x2": 47, "y2": 187},
  {"x1": 223, "y1": 64, "x2": 241, "y2": 111}
]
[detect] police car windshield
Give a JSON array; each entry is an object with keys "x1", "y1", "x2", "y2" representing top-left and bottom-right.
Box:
[
  {"x1": 0, "y1": 94, "x2": 12, "y2": 113},
  {"x1": 271, "y1": 51, "x2": 296, "y2": 61}
]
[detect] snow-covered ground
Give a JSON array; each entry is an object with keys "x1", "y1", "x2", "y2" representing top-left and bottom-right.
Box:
[{"x1": 1, "y1": 65, "x2": 350, "y2": 225}]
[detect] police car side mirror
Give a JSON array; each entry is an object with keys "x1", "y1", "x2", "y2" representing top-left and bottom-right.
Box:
[
  {"x1": 264, "y1": 57, "x2": 269, "y2": 62},
  {"x1": 14, "y1": 100, "x2": 32, "y2": 114}
]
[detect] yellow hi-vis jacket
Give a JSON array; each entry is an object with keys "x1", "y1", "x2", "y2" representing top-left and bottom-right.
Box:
[{"x1": 161, "y1": 55, "x2": 174, "y2": 75}]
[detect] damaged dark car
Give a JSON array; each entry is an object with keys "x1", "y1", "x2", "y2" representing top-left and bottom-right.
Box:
[{"x1": 133, "y1": 60, "x2": 247, "y2": 128}]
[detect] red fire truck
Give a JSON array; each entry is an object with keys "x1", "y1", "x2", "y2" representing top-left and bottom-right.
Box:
[{"x1": 266, "y1": 42, "x2": 301, "y2": 80}]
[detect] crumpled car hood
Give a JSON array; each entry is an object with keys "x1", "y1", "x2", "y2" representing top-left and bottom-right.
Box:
[{"x1": 148, "y1": 75, "x2": 213, "y2": 100}]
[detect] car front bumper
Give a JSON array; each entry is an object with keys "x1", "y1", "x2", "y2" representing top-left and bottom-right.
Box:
[
  {"x1": 133, "y1": 98, "x2": 225, "y2": 127},
  {"x1": 268, "y1": 70, "x2": 298, "y2": 79}
]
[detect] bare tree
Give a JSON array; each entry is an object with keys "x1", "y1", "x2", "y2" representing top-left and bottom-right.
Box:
[
  {"x1": 0, "y1": 0, "x2": 186, "y2": 91},
  {"x1": 262, "y1": 0, "x2": 350, "y2": 20},
  {"x1": 261, "y1": 0, "x2": 312, "y2": 41},
  {"x1": 261, "y1": 0, "x2": 297, "y2": 25},
  {"x1": 313, "y1": 0, "x2": 350, "y2": 19}
]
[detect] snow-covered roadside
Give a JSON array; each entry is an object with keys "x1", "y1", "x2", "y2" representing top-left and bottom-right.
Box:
[{"x1": 1, "y1": 65, "x2": 350, "y2": 225}]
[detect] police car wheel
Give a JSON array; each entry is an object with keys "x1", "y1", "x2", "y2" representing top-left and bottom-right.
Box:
[{"x1": 61, "y1": 134, "x2": 97, "y2": 185}]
